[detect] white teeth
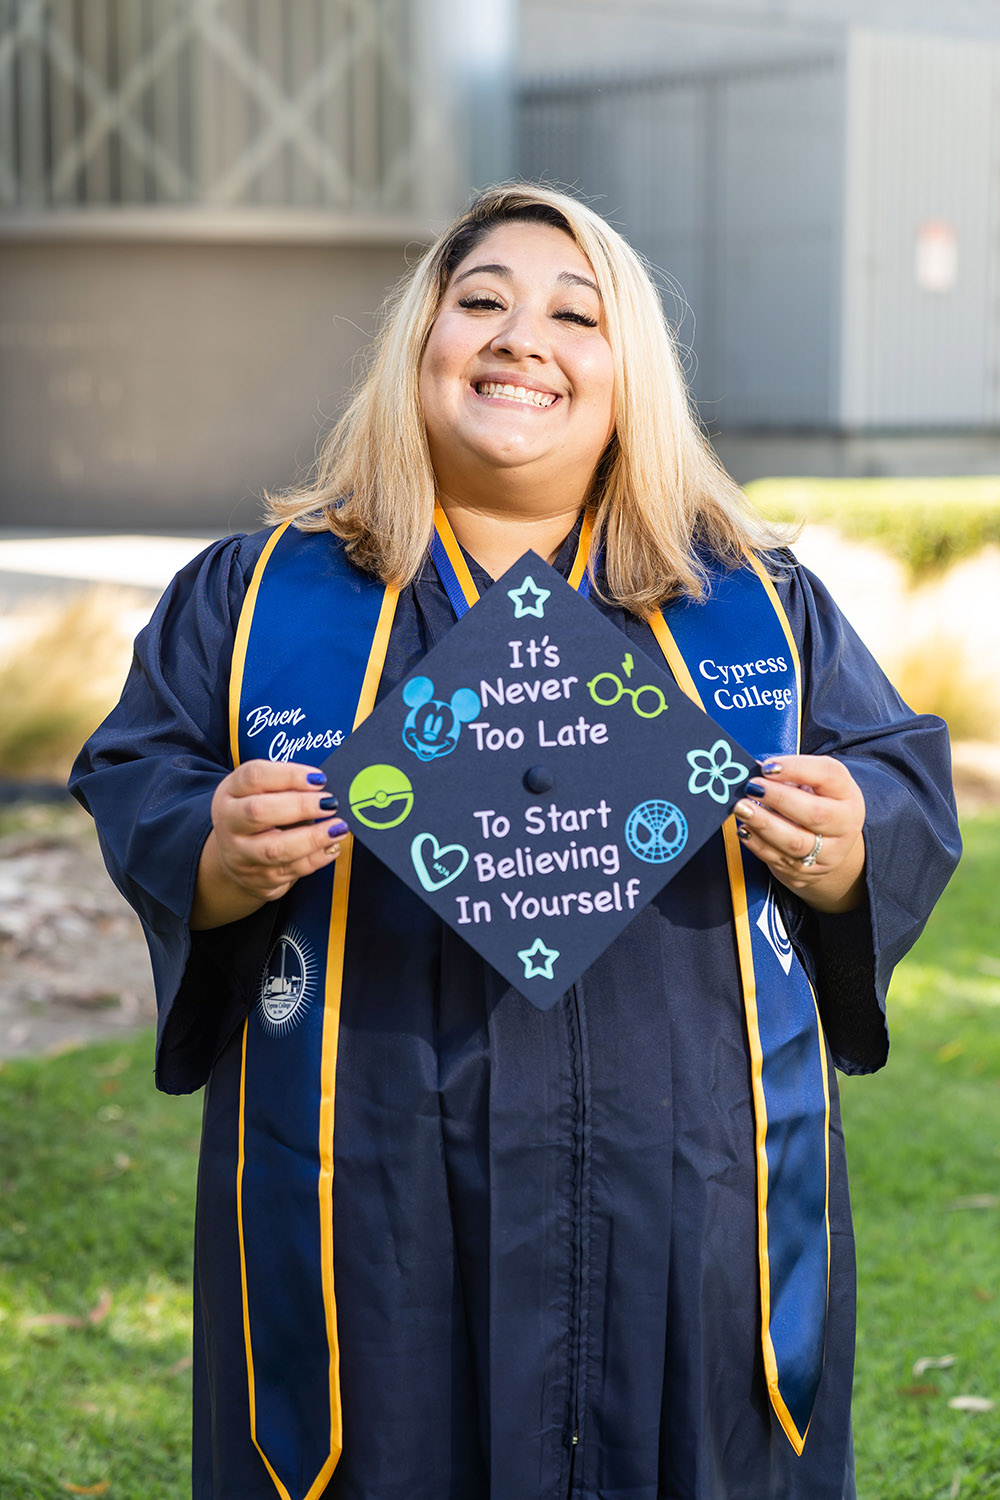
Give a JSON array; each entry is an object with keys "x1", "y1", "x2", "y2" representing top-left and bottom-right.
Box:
[{"x1": 476, "y1": 381, "x2": 557, "y2": 407}]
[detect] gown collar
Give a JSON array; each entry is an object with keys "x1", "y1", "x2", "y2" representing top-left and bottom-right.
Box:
[{"x1": 429, "y1": 502, "x2": 596, "y2": 618}]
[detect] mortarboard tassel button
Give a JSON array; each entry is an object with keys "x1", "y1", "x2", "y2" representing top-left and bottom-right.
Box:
[{"x1": 523, "y1": 765, "x2": 555, "y2": 795}]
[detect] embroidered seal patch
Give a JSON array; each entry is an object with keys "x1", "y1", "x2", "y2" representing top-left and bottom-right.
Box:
[
  {"x1": 756, "y1": 886, "x2": 795, "y2": 975},
  {"x1": 258, "y1": 927, "x2": 315, "y2": 1034}
]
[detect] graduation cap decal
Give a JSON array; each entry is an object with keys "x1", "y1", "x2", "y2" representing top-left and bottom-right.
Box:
[{"x1": 325, "y1": 553, "x2": 753, "y2": 1009}]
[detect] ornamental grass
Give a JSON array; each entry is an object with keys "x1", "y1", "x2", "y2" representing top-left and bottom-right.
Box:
[{"x1": 0, "y1": 588, "x2": 137, "y2": 783}]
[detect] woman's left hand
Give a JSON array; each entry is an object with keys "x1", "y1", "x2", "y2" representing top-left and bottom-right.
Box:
[{"x1": 733, "y1": 754, "x2": 867, "y2": 914}]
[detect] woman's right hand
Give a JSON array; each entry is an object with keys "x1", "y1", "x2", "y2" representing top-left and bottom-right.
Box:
[{"x1": 190, "y1": 760, "x2": 347, "y2": 929}]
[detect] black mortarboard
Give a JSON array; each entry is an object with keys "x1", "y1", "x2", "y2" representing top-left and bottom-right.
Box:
[{"x1": 324, "y1": 552, "x2": 753, "y2": 1009}]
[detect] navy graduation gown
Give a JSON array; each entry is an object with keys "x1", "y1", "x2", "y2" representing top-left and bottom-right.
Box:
[{"x1": 71, "y1": 527, "x2": 960, "y2": 1500}]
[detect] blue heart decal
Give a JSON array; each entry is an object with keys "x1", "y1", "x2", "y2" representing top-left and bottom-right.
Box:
[{"x1": 410, "y1": 833, "x2": 469, "y2": 892}]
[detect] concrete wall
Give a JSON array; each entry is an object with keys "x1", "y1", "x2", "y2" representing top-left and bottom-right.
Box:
[
  {"x1": 520, "y1": 58, "x2": 844, "y2": 426},
  {"x1": 709, "y1": 60, "x2": 843, "y2": 427},
  {"x1": 520, "y1": 27, "x2": 1000, "y2": 437},
  {"x1": 840, "y1": 30, "x2": 1000, "y2": 427},
  {"x1": 0, "y1": 229, "x2": 411, "y2": 530},
  {"x1": 715, "y1": 430, "x2": 1000, "y2": 484},
  {"x1": 519, "y1": 0, "x2": 1000, "y2": 77}
]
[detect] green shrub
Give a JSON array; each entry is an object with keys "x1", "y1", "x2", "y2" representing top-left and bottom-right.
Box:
[{"x1": 746, "y1": 476, "x2": 1000, "y2": 576}]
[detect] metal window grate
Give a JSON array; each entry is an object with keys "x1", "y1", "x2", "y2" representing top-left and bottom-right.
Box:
[{"x1": 0, "y1": 0, "x2": 421, "y2": 211}]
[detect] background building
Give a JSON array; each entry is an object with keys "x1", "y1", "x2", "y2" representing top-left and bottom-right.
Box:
[
  {"x1": 0, "y1": 0, "x2": 513, "y2": 528},
  {"x1": 519, "y1": 0, "x2": 1000, "y2": 74},
  {"x1": 519, "y1": 0, "x2": 1000, "y2": 479},
  {"x1": 3, "y1": 0, "x2": 1000, "y2": 528}
]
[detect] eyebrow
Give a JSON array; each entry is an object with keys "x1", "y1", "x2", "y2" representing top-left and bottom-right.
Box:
[{"x1": 453, "y1": 262, "x2": 602, "y2": 298}]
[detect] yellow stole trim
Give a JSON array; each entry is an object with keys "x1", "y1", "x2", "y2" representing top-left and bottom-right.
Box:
[
  {"x1": 228, "y1": 520, "x2": 292, "y2": 768},
  {"x1": 315, "y1": 580, "x2": 399, "y2": 1480},
  {"x1": 568, "y1": 508, "x2": 596, "y2": 590},
  {"x1": 432, "y1": 503, "x2": 480, "y2": 608},
  {"x1": 649, "y1": 574, "x2": 830, "y2": 1455},
  {"x1": 229, "y1": 528, "x2": 399, "y2": 1495},
  {"x1": 432, "y1": 501, "x2": 597, "y2": 601}
]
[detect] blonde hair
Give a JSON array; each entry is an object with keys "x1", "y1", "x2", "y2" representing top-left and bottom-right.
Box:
[{"x1": 266, "y1": 182, "x2": 784, "y2": 610}]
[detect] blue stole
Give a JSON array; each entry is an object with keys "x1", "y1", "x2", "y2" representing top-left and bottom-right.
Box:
[
  {"x1": 230, "y1": 515, "x2": 828, "y2": 1497},
  {"x1": 650, "y1": 562, "x2": 830, "y2": 1455},
  {"x1": 229, "y1": 522, "x2": 398, "y2": 1500}
]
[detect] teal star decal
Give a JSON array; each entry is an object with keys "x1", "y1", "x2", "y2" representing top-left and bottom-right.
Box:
[
  {"x1": 507, "y1": 575, "x2": 551, "y2": 619},
  {"x1": 517, "y1": 937, "x2": 560, "y2": 980}
]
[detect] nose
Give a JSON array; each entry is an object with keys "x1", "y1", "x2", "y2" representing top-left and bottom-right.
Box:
[{"x1": 489, "y1": 304, "x2": 550, "y2": 361}]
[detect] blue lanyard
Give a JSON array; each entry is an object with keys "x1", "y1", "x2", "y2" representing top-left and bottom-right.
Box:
[{"x1": 429, "y1": 505, "x2": 597, "y2": 618}]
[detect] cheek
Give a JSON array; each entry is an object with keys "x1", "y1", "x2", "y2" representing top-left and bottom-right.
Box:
[
  {"x1": 417, "y1": 361, "x2": 433, "y2": 418},
  {"x1": 579, "y1": 350, "x2": 617, "y2": 437},
  {"x1": 420, "y1": 336, "x2": 474, "y2": 426},
  {"x1": 418, "y1": 348, "x2": 455, "y2": 438},
  {"x1": 422, "y1": 315, "x2": 474, "y2": 380},
  {"x1": 599, "y1": 366, "x2": 617, "y2": 441},
  {"x1": 418, "y1": 341, "x2": 442, "y2": 401},
  {"x1": 576, "y1": 344, "x2": 615, "y2": 395}
]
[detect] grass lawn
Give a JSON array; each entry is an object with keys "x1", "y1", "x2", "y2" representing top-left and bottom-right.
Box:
[
  {"x1": 1, "y1": 815, "x2": 998, "y2": 1498},
  {"x1": 0, "y1": 1038, "x2": 202, "y2": 1499},
  {"x1": 845, "y1": 810, "x2": 1000, "y2": 1499}
]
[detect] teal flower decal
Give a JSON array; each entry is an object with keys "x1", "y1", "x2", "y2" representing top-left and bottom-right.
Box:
[{"x1": 686, "y1": 740, "x2": 749, "y2": 805}]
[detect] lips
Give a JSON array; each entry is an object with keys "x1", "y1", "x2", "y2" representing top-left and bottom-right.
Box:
[{"x1": 474, "y1": 380, "x2": 559, "y2": 408}]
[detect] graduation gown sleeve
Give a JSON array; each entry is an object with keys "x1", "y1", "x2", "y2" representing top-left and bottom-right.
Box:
[
  {"x1": 773, "y1": 558, "x2": 961, "y2": 1075},
  {"x1": 69, "y1": 532, "x2": 273, "y2": 1095}
]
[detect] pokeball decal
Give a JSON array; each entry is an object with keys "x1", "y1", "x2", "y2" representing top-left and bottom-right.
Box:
[{"x1": 348, "y1": 764, "x2": 415, "y2": 830}]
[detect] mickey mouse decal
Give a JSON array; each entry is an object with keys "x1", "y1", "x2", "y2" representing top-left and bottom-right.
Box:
[{"x1": 401, "y1": 676, "x2": 481, "y2": 762}]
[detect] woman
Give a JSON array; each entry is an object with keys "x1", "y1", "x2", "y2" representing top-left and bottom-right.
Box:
[{"x1": 72, "y1": 184, "x2": 960, "y2": 1500}]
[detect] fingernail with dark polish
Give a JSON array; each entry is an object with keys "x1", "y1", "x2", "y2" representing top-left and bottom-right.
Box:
[
  {"x1": 318, "y1": 796, "x2": 338, "y2": 811},
  {"x1": 307, "y1": 772, "x2": 327, "y2": 786},
  {"x1": 745, "y1": 780, "x2": 766, "y2": 798},
  {"x1": 761, "y1": 759, "x2": 782, "y2": 776},
  {"x1": 737, "y1": 823, "x2": 751, "y2": 839},
  {"x1": 328, "y1": 821, "x2": 348, "y2": 837}
]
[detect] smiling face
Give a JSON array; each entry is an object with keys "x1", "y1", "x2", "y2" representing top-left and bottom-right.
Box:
[{"x1": 419, "y1": 221, "x2": 617, "y2": 509}]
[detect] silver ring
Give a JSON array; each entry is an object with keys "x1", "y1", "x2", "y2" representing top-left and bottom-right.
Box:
[{"x1": 800, "y1": 832, "x2": 823, "y2": 868}]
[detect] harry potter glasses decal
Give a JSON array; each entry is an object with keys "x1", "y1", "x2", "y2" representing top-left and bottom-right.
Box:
[
  {"x1": 507, "y1": 576, "x2": 551, "y2": 619},
  {"x1": 401, "y1": 676, "x2": 481, "y2": 761},
  {"x1": 587, "y1": 654, "x2": 670, "y2": 719},
  {"x1": 686, "y1": 741, "x2": 749, "y2": 804}
]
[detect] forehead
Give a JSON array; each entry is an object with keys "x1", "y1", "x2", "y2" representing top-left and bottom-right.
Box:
[{"x1": 447, "y1": 220, "x2": 600, "y2": 290}]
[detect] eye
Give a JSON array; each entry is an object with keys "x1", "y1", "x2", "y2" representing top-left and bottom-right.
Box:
[
  {"x1": 457, "y1": 293, "x2": 505, "y2": 312},
  {"x1": 554, "y1": 309, "x2": 599, "y2": 328}
]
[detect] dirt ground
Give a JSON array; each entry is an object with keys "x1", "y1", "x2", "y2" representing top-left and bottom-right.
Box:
[
  {"x1": 2, "y1": 743, "x2": 998, "y2": 1064},
  {"x1": 0, "y1": 800, "x2": 158, "y2": 1063}
]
